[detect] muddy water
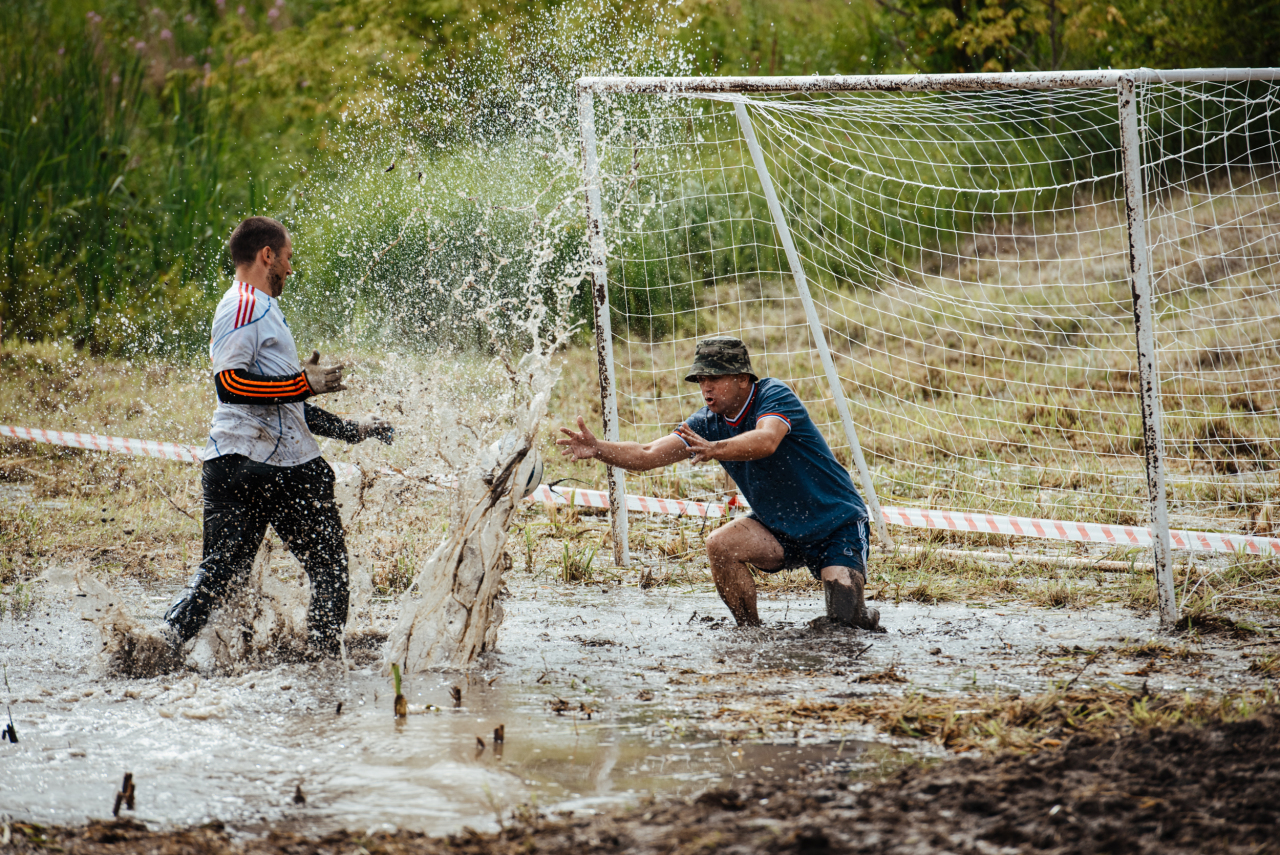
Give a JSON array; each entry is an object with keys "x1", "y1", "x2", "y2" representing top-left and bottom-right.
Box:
[{"x1": 0, "y1": 570, "x2": 1259, "y2": 834}]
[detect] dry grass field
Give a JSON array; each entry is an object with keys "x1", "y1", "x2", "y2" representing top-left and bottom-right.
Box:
[{"x1": 2, "y1": 332, "x2": 1278, "y2": 626}]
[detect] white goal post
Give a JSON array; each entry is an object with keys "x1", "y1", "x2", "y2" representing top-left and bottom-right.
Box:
[{"x1": 578, "y1": 69, "x2": 1280, "y2": 628}]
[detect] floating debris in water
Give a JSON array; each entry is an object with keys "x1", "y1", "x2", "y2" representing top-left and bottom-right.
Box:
[
  {"x1": 392, "y1": 664, "x2": 407, "y2": 719},
  {"x1": 2, "y1": 666, "x2": 16, "y2": 744},
  {"x1": 111, "y1": 772, "x2": 135, "y2": 817}
]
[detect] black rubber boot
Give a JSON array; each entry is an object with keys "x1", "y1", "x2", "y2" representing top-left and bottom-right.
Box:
[
  {"x1": 163, "y1": 565, "x2": 239, "y2": 643},
  {"x1": 824, "y1": 571, "x2": 881, "y2": 632}
]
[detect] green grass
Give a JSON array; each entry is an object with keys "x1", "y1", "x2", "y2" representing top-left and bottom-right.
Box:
[{"x1": 0, "y1": 3, "x2": 250, "y2": 352}]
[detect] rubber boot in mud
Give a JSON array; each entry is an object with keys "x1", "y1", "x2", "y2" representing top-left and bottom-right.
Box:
[
  {"x1": 163, "y1": 562, "x2": 238, "y2": 644},
  {"x1": 823, "y1": 571, "x2": 882, "y2": 633}
]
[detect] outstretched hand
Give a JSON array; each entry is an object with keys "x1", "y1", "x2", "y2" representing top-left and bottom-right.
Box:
[
  {"x1": 674, "y1": 423, "x2": 717, "y2": 464},
  {"x1": 303, "y1": 350, "x2": 347, "y2": 395},
  {"x1": 357, "y1": 414, "x2": 395, "y2": 445},
  {"x1": 557, "y1": 416, "x2": 599, "y2": 461}
]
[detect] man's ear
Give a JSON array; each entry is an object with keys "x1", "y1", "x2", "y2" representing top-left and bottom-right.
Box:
[{"x1": 258, "y1": 245, "x2": 273, "y2": 267}]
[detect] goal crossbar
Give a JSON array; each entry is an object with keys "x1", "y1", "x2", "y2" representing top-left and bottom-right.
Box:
[{"x1": 578, "y1": 68, "x2": 1280, "y2": 94}]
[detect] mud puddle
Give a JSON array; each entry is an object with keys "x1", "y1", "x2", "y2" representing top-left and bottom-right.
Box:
[{"x1": 0, "y1": 569, "x2": 1264, "y2": 835}]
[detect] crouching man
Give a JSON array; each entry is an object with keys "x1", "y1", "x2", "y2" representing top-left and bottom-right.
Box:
[
  {"x1": 157, "y1": 216, "x2": 394, "y2": 666},
  {"x1": 557, "y1": 337, "x2": 880, "y2": 630}
]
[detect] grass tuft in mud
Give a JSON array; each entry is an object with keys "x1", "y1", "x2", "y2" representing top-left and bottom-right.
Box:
[{"x1": 713, "y1": 685, "x2": 1278, "y2": 754}]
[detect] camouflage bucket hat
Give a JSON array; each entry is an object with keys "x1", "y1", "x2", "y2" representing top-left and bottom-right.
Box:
[{"x1": 684, "y1": 337, "x2": 758, "y2": 382}]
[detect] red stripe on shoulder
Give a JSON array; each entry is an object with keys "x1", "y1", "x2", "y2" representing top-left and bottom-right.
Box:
[
  {"x1": 233, "y1": 282, "x2": 258, "y2": 329},
  {"x1": 234, "y1": 282, "x2": 249, "y2": 327}
]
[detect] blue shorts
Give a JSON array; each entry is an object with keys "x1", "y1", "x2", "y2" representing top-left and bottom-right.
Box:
[{"x1": 752, "y1": 516, "x2": 870, "y2": 581}]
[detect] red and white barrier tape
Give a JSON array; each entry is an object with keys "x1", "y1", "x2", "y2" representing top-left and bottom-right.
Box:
[
  {"x1": 1, "y1": 424, "x2": 202, "y2": 462},
  {"x1": 6, "y1": 424, "x2": 1279, "y2": 556},
  {"x1": 0, "y1": 424, "x2": 362, "y2": 477},
  {"x1": 529, "y1": 486, "x2": 1280, "y2": 556},
  {"x1": 880, "y1": 504, "x2": 1280, "y2": 557}
]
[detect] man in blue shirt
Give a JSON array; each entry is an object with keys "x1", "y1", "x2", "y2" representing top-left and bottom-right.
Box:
[{"x1": 558, "y1": 337, "x2": 880, "y2": 630}]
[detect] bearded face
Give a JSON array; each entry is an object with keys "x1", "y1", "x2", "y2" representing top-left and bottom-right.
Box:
[
  {"x1": 267, "y1": 252, "x2": 288, "y2": 297},
  {"x1": 264, "y1": 237, "x2": 293, "y2": 297}
]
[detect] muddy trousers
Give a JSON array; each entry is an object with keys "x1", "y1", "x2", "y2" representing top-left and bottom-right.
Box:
[{"x1": 164, "y1": 454, "x2": 350, "y2": 653}]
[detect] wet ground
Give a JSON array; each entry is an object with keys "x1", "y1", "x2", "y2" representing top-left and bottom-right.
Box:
[
  {"x1": 7, "y1": 708, "x2": 1279, "y2": 854},
  {"x1": 0, "y1": 566, "x2": 1273, "y2": 836}
]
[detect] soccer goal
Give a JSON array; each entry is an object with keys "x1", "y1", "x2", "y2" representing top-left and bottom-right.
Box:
[{"x1": 577, "y1": 69, "x2": 1280, "y2": 626}]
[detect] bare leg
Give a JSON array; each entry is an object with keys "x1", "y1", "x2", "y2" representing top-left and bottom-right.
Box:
[
  {"x1": 704, "y1": 517, "x2": 784, "y2": 627},
  {"x1": 819, "y1": 565, "x2": 880, "y2": 631}
]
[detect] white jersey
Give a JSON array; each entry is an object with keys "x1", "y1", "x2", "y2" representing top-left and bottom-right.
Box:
[{"x1": 202, "y1": 281, "x2": 321, "y2": 466}]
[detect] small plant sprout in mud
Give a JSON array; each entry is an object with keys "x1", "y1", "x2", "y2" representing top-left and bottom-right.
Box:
[
  {"x1": 111, "y1": 772, "x2": 135, "y2": 818},
  {"x1": 560, "y1": 542, "x2": 597, "y2": 583},
  {"x1": 1247, "y1": 653, "x2": 1280, "y2": 675},
  {"x1": 392, "y1": 663, "x2": 407, "y2": 719},
  {"x1": 2, "y1": 665, "x2": 17, "y2": 743}
]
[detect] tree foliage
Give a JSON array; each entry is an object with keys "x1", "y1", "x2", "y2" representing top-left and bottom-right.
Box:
[{"x1": 2, "y1": 0, "x2": 1277, "y2": 350}]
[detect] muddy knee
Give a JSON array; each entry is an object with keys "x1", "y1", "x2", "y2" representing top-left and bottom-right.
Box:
[{"x1": 706, "y1": 528, "x2": 745, "y2": 566}]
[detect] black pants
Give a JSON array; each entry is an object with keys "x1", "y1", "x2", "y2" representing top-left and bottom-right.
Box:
[{"x1": 164, "y1": 454, "x2": 350, "y2": 652}]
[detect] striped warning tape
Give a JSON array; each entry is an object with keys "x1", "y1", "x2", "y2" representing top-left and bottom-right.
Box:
[
  {"x1": 6, "y1": 424, "x2": 1279, "y2": 556},
  {"x1": 881, "y1": 504, "x2": 1280, "y2": 557},
  {"x1": 0, "y1": 424, "x2": 362, "y2": 477},
  {"x1": 1, "y1": 424, "x2": 202, "y2": 462},
  {"x1": 531, "y1": 485, "x2": 1280, "y2": 556},
  {"x1": 528, "y1": 484, "x2": 746, "y2": 519}
]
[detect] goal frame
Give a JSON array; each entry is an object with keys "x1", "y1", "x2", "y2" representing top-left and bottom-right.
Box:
[{"x1": 577, "y1": 68, "x2": 1280, "y2": 628}]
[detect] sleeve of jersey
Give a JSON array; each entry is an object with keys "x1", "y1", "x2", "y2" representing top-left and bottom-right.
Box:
[
  {"x1": 209, "y1": 297, "x2": 263, "y2": 374},
  {"x1": 672, "y1": 411, "x2": 710, "y2": 448},
  {"x1": 304, "y1": 403, "x2": 362, "y2": 443},
  {"x1": 215, "y1": 368, "x2": 313, "y2": 405},
  {"x1": 754, "y1": 383, "x2": 804, "y2": 433}
]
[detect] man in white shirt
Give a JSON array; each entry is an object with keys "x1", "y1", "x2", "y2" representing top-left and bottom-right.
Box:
[{"x1": 160, "y1": 216, "x2": 393, "y2": 662}]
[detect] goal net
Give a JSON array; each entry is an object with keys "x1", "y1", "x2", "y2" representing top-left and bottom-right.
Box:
[{"x1": 583, "y1": 74, "x2": 1280, "y2": 568}]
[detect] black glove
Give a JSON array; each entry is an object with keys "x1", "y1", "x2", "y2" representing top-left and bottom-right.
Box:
[{"x1": 356, "y1": 414, "x2": 395, "y2": 445}]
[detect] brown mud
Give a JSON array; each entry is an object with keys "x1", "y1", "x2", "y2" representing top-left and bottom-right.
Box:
[{"x1": 8, "y1": 708, "x2": 1279, "y2": 854}]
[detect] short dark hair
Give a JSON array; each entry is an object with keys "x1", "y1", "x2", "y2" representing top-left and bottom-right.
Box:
[{"x1": 228, "y1": 216, "x2": 289, "y2": 267}]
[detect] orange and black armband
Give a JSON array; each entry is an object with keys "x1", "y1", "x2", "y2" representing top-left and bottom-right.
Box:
[{"x1": 215, "y1": 368, "x2": 312, "y2": 405}]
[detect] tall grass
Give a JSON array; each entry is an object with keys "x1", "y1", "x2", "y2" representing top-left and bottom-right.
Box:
[{"x1": 0, "y1": 3, "x2": 239, "y2": 354}]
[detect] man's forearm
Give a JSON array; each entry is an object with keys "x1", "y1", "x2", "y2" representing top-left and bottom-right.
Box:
[
  {"x1": 703, "y1": 428, "x2": 782, "y2": 462},
  {"x1": 593, "y1": 440, "x2": 670, "y2": 472}
]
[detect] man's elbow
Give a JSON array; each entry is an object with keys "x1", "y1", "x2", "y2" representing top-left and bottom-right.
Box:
[{"x1": 754, "y1": 439, "x2": 784, "y2": 459}]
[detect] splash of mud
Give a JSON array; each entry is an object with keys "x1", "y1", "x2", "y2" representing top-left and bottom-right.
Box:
[
  {"x1": 70, "y1": 468, "x2": 374, "y2": 676},
  {"x1": 384, "y1": 340, "x2": 560, "y2": 672},
  {"x1": 65, "y1": 564, "x2": 178, "y2": 677}
]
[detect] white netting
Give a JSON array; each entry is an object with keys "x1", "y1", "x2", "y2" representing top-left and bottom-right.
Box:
[
  {"x1": 1142, "y1": 81, "x2": 1280, "y2": 536},
  {"x1": 591, "y1": 80, "x2": 1280, "y2": 543}
]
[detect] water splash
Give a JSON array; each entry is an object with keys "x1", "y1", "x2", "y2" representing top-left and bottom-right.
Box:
[
  {"x1": 58, "y1": 0, "x2": 698, "y2": 677},
  {"x1": 384, "y1": 314, "x2": 565, "y2": 672}
]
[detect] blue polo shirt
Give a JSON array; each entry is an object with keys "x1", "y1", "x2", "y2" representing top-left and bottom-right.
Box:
[{"x1": 676, "y1": 378, "x2": 867, "y2": 542}]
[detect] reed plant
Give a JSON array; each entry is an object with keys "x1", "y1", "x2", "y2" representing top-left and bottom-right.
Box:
[{"x1": 0, "y1": 2, "x2": 246, "y2": 354}]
